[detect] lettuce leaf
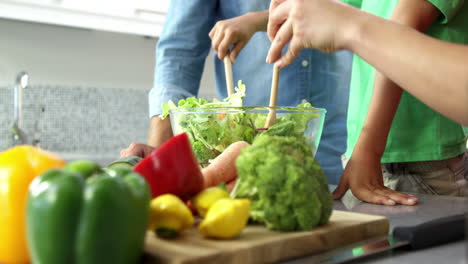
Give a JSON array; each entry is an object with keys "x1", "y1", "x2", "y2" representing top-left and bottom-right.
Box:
[
  {"x1": 161, "y1": 81, "x2": 317, "y2": 164},
  {"x1": 160, "y1": 80, "x2": 246, "y2": 119}
]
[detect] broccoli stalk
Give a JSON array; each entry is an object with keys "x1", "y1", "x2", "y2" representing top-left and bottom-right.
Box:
[{"x1": 232, "y1": 134, "x2": 332, "y2": 231}]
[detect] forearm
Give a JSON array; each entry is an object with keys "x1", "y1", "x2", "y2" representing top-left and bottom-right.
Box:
[
  {"x1": 147, "y1": 116, "x2": 173, "y2": 148},
  {"x1": 345, "y1": 11, "x2": 468, "y2": 125},
  {"x1": 248, "y1": 10, "x2": 269, "y2": 32},
  {"x1": 355, "y1": 74, "x2": 403, "y2": 157},
  {"x1": 356, "y1": 0, "x2": 441, "y2": 155}
]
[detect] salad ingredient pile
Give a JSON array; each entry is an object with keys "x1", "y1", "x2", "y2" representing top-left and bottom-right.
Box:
[
  {"x1": 0, "y1": 139, "x2": 257, "y2": 264},
  {"x1": 162, "y1": 81, "x2": 319, "y2": 164},
  {"x1": 232, "y1": 134, "x2": 333, "y2": 231},
  {"x1": 131, "y1": 134, "x2": 251, "y2": 240}
]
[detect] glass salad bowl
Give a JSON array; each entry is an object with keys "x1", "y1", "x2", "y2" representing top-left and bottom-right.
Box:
[{"x1": 169, "y1": 106, "x2": 326, "y2": 164}]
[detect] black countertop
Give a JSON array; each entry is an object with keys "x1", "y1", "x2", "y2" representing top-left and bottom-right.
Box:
[{"x1": 287, "y1": 190, "x2": 468, "y2": 264}]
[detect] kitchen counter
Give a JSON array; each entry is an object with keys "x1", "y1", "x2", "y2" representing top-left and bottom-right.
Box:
[
  {"x1": 140, "y1": 187, "x2": 466, "y2": 264},
  {"x1": 287, "y1": 192, "x2": 468, "y2": 264}
]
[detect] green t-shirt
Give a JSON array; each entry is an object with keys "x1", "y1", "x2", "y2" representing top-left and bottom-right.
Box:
[{"x1": 343, "y1": 0, "x2": 468, "y2": 162}]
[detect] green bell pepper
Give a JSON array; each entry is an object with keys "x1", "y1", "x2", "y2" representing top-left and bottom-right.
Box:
[
  {"x1": 107, "y1": 156, "x2": 143, "y2": 168},
  {"x1": 26, "y1": 161, "x2": 151, "y2": 264}
]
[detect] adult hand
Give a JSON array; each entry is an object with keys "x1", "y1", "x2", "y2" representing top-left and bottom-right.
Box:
[
  {"x1": 267, "y1": 0, "x2": 289, "y2": 41},
  {"x1": 266, "y1": 0, "x2": 358, "y2": 67},
  {"x1": 121, "y1": 116, "x2": 173, "y2": 158},
  {"x1": 209, "y1": 10, "x2": 268, "y2": 63},
  {"x1": 120, "y1": 142, "x2": 155, "y2": 158},
  {"x1": 333, "y1": 152, "x2": 418, "y2": 206}
]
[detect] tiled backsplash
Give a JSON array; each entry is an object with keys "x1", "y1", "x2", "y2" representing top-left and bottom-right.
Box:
[{"x1": 0, "y1": 85, "x2": 149, "y2": 160}]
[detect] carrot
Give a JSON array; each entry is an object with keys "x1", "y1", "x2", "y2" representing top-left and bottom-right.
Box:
[
  {"x1": 201, "y1": 141, "x2": 250, "y2": 188},
  {"x1": 226, "y1": 179, "x2": 237, "y2": 193},
  {"x1": 218, "y1": 113, "x2": 227, "y2": 120}
]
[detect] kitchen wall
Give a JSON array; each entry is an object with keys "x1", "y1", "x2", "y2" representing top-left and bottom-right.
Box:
[
  {"x1": 0, "y1": 85, "x2": 149, "y2": 160},
  {"x1": 0, "y1": 18, "x2": 217, "y2": 96},
  {"x1": 0, "y1": 18, "x2": 217, "y2": 159}
]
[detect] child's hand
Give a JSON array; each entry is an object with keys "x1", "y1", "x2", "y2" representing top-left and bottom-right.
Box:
[
  {"x1": 209, "y1": 11, "x2": 268, "y2": 63},
  {"x1": 333, "y1": 152, "x2": 418, "y2": 206}
]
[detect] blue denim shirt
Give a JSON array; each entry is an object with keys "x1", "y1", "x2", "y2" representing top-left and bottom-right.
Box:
[{"x1": 150, "y1": 0, "x2": 352, "y2": 184}]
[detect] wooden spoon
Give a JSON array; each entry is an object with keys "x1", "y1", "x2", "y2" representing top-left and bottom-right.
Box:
[
  {"x1": 224, "y1": 54, "x2": 234, "y2": 96},
  {"x1": 264, "y1": 65, "x2": 280, "y2": 128}
]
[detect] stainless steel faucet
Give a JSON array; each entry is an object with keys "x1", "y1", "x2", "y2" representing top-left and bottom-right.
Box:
[{"x1": 11, "y1": 72, "x2": 29, "y2": 145}]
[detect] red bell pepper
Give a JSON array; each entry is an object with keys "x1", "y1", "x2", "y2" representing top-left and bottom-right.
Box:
[{"x1": 134, "y1": 133, "x2": 204, "y2": 200}]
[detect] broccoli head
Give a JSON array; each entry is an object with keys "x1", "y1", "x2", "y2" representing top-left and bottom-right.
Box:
[{"x1": 232, "y1": 134, "x2": 332, "y2": 231}]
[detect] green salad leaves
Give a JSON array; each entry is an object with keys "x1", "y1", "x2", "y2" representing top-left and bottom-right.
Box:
[
  {"x1": 160, "y1": 81, "x2": 246, "y2": 119},
  {"x1": 161, "y1": 81, "x2": 319, "y2": 164},
  {"x1": 160, "y1": 82, "x2": 332, "y2": 232}
]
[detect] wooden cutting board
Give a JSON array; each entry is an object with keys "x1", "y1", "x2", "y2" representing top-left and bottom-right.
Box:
[{"x1": 144, "y1": 210, "x2": 389, "y2": 264}]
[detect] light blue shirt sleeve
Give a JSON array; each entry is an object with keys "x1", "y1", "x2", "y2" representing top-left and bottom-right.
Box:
[{"x1": 149, "y1": 0, "x2": 218, "y2": 118}]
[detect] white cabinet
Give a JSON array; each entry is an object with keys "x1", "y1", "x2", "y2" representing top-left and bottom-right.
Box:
[{"x1": 0, "y1": 0, "x2": 170, "y2": 37}]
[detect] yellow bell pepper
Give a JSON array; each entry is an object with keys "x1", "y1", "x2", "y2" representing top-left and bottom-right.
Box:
[
  {"x1": 191, "y1": 186, "x2": 229, "y2": 218},
  {"x1": 149, "y1": 194, "x2": 194, "y2": 238},
  {"x1": 0, "y1": 145, "x2": 65, "y2": 264},
  {"x1": 198, "y1": 198, "x2": 251, "y2": 239}
]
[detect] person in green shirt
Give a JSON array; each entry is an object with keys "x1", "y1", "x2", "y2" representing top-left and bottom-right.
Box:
[{"x1": 267, "y1": 0, "x2": 468, "y2": 205}]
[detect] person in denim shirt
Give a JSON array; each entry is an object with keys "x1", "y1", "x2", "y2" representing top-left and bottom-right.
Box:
[{"x1": 121, "y1": 0, "x2": 352, "y2": 184}]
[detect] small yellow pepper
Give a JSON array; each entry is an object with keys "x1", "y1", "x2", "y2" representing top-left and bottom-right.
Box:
[
  {"x1": 149, "y1": 194, "x2": 194, "y2": 238},
  {"x1": 191, "y1": 186, "x2": 230, "y2": 218},
  {"x1": 198, "y1": 198, "x2": 251, "y2": 239},
  {"x1": 0, "y1": 145, "x2": 65, "y2": 264}
]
